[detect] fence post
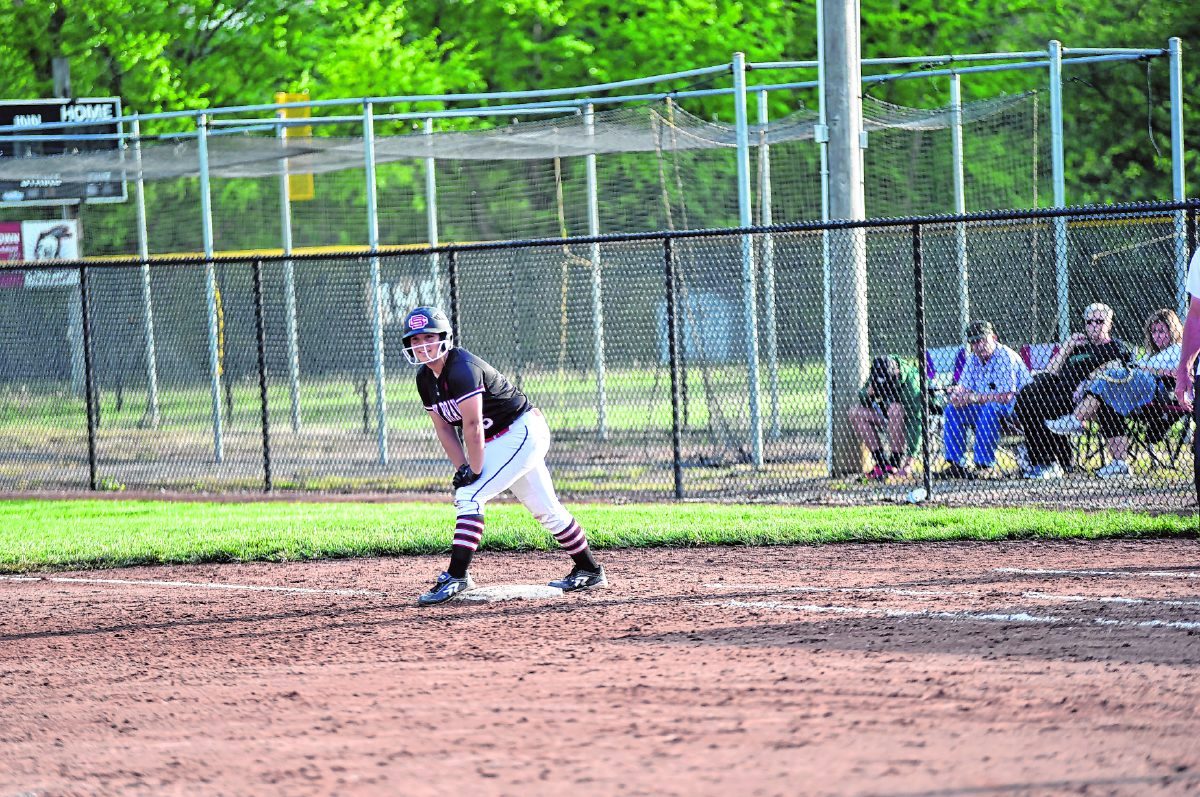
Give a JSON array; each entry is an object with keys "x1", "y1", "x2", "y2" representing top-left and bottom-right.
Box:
[
  {"x1": 252, "y1": 259, "x2": 273, "y2": 493},
  {"x1": 447, "y1": 249, "x2": 460, "y2": 344},
  {"x1": 950, "y1": 72, "x2": 970, "y2": 339},
  {"x1": 424, "y1": 117, "x2": 443, "y2": 309},
  {"x1": 1048, "y1": 40, "x2": 1070, "y2": 341},
  {"x1": 363, "y1": 102, "x2": 388, "y2": 465},
  {"x1": 584, "y1": 103, "x2": 609, "y2": 441},
  {"x1": 1189, "y1": 205, "x2": 1197, "y2": 261},
  {"x1": 913, "y1": 223, "x2": 933, "y2": 500},
  {"x1": 197, "y1": 112, "x2": 224, "y2": 463},
  {"x1": 78, "y1": 264, "x2": 98, "y2": 491},
  {"x1": 1170, "y1": 38, "x2": 1187, "y2": 316},
  {"x1": 276, "y1": 107, "x2": 302, "y2": 434},
  {"x1": 664, "y1": 236, "x2": 684, "y2": 499},
  {"x1": 757, "y1": 90, "x2": 781, "y2": 442},
  {"x1": 732, "y1": 51, "x2": 764, "y2": 467},
  {"x1": 132, "y1": 117, "x2": 160, "y2": 429}
]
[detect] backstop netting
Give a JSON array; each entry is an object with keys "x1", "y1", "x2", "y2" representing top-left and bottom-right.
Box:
[{"x1": 0, "y1": 94, "x2": 1046, "y2": 258}]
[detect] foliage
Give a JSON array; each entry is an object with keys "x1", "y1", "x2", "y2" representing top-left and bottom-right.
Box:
[{"x1": 0, "y1": 0, "x2": 1192, "y2": 206}]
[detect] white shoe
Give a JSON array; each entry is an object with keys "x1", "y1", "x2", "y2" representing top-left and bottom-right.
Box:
[
  {"x1": 1024, "y1": 463, "x2": 1065, "y2": 480},
  {"x1": 1097, "y1": 459, "x2": 1131, "y2": 479},
  {"x1": 1044, "y1": 415, "x2": 1084, "y2": 436}
]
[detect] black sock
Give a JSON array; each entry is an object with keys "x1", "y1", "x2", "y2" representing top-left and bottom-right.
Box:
[
  {"x1": 571, "y1": 549, "x2": 600, "y2": 572},
  {"x1": 448, "y1": 546, "x2": 474, "y2": 579},
  {"x1": 888, "y1": 452, "x2": 902, "y2": 469}
]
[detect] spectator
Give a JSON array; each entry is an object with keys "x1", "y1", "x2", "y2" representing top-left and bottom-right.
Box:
[
  {"x1": 939, "y1": 320, "x2": 1030, "y2": 479},
  {"x1": 1013, "y1": 303, "x2": 1134, "y2": 479},
  {"x1": 849, "y1": 355, "x2": 922, "y2": 480},
  {"x1": 1173, "y1": 248, "x2": 1200, "y2": 507},
  {"x1": 1045, "y1": 308, "x2": 1182, "y2": 478}
]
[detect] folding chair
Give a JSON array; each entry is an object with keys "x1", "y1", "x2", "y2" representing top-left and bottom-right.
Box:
[
  {"x1": 1019, "y1": 342, "x2": 1060, "y2": 375},
  {"x1": 1128, "y1": 401, "x2": 1192, "y2": 473},
  {"x1": 923, "y1": 346, "x2": 965, "y2": 471}
]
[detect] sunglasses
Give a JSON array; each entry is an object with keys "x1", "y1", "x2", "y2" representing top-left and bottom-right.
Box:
[{"x1": 1085, "y1": 318, "x2": 1107, "y2": 325}]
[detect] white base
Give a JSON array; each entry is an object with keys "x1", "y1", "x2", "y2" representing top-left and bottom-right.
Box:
[{"x1": 457, "y1": 583, "x2": 564, "y2": 603}]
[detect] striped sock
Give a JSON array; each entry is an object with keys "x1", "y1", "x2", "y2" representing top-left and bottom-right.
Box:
[
  {"x1": 453, "y1": 514, "x2": 484, "y2": 551},
  {"x1": 448, "y1": 515, "x2": 484, "y2": 578},
  {"x1": 553, "y1": 518, "x2": 599, "y2": 571}
]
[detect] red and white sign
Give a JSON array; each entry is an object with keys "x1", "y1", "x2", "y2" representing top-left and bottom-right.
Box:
[{"x1": 0, "y1": 222, "x2": 24, "y2": 288}]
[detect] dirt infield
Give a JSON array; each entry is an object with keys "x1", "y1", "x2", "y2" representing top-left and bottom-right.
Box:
[{"x1": 2, "y1": 539, "x2": 1199, "y2": 796}]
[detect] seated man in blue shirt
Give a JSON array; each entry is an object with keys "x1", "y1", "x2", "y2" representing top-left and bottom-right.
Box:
[{"x1": 939, "y1": 320, "x2": 1031, "y2": 479}]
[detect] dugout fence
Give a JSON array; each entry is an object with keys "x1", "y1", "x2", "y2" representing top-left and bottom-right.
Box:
[{"x1": 0, "y1": 200, "x2": 1196, "y2": 508}]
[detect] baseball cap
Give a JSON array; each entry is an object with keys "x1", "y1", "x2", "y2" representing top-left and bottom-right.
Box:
[{"x1": 965, "y1": 320, "x2": 994, "y2": 343}]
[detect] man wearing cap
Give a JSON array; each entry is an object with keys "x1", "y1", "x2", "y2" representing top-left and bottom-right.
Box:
[{"x1": 939, "y1": 320, "x2": 1030, "y2": 479}]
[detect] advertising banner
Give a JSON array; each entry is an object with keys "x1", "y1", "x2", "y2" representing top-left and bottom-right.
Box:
[{"x1": 22, "y1": 219, "x2": 80, "y2": 288}]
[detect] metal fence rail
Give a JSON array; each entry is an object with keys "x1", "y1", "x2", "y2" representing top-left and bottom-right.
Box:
[{"x1": 1, "y1": 200, "x2": 1196, "y2": 508}]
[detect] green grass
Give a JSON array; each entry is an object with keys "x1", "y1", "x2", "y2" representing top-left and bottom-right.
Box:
[{"x1": 0, "y1": 499, "x2": 1194, "y2": 572}]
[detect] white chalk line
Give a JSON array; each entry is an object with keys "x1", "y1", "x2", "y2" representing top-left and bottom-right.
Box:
[
  {"x1": 703, "y1": 599, "x2": 1200, "y2": 632},
  {"x1": 0, "y1": 574, "x2": 385, "y2": 597},
  {"x1": 995, "y1": 567, "x2": 1200, "y2": 580},
  {"x1": 705, "y1": 582, "x2": 1200, "y2": 608}
]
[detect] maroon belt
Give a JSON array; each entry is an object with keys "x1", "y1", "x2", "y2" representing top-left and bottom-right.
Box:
[{"x1": 484, "y1": 407, "x2": 537, "y2": 443}]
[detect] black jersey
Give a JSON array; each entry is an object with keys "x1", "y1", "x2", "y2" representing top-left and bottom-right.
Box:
[{"x1": 416, "y1": 347, "x2": 531, "y2": 435}]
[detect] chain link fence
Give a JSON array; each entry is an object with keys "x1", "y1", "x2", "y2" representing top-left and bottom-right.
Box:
[{"x1": 1, "y1": 201, "x2": 1195, "y2": 508}]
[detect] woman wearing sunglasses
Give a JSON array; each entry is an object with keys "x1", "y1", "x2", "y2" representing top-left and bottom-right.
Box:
[{"x1": 1012, "y1": 303, "x2": 1134, "y2": 479}]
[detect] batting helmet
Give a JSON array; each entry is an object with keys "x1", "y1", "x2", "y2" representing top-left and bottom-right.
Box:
[{"x1": 401, "y1": 306, "x2": 453, "y2": 365}]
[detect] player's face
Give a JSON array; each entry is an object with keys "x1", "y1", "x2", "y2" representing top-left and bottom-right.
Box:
[{"x1": 409, "y1": 332, "x2": 447, "y2": 364}]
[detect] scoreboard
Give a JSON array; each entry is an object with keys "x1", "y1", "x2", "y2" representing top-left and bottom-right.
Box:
[{"x1": 0, "y1": 97, "x2": 126, "y2": 205}]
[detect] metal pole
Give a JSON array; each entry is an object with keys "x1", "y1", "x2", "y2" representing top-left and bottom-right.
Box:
[
  {"x1": 757, "y1": 90, "x2": 781, "y2": 442},
  {"x1": 584, "y1": 103, "x2": 608, "y2": 440},
  {"x1": 252, "y1": 259, "x2": 272, "y2": 492},
  {"x1": 277, "y1": 108, "x2": 302, "y2": 433},
  {"x1": 733, "y1": 51, "x2": 763, "y2": 467},
  {"x1": 1049, "y1": 40, "x2": 1069, "y2": 341},
  {"x1": 913, "y1": 224, "x2": 933, "y2": 499},
  {"x1": 824, "y1": 0, "x2": 870, "y2": 477},
  {"x1": 951, "y1": 72, "x2": 970, "y2": 338},
  {"x1": 816, "y1": 0, "x2": 834, "y2": 474},
  {"x1": 448, "y1": 250, "x2": 460, "y2": 340},
  {"x1": 79, "y1": 264, "x2": 98, "y2": 491},
  {"x1": 364, "y1": 102, "x2": 388, "y2": 465},
  {"x1": 197, "y1": 113, "x2": 224, "y2": 462},
  {"x1": 1170, "y1": 38, "x2": 1188, "y2": 316},
  {"x1": 665, "y1": 237, "x2": 684, "y2": 499},
  {"x1": 424, "y1": 117, "x2": 443, "y2": 308},
  {"x1": 132, "y1": 118, "x2": 160, "y2": 428}
]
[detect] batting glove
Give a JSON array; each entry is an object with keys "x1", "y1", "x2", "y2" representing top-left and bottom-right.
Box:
[{"x1": 452, "y1": 464, "x2": 481, "y2": 490}]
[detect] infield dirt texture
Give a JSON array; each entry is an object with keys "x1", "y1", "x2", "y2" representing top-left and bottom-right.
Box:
[{"x1": 2, "y1": 539, "x2": 1199, "y2": 796}]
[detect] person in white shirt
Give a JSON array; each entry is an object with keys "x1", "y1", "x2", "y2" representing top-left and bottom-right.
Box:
[
  {"x1": 1047, "y1": 308, "x2": 1182, "y2": 478},
  {"x1": 939, "y1": 320, "x2": 1030, "y2": 479},
  {"x1": 1174, "y1": 248, "x2": 1200, "y2": 504}
]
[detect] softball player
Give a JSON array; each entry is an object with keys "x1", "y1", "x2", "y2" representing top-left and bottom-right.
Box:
[{"x1": 402, "y1": 306, "x2": 607, "y2": 606}]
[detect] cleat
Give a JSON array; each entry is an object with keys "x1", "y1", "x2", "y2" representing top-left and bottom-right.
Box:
[
  {"x1": 417, "y1": 571, "x2": 476, "y2": 606},
  {"x1": 549, "y1": 565, "x2": 608, "y2": 593},
  {"x1": 860, "y1": 464, "x2": 895, "y2": 483}
]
